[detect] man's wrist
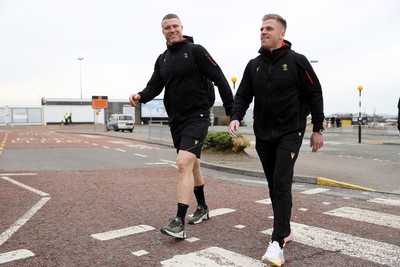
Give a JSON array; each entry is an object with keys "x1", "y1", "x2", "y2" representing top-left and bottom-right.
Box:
[{"x1": 313, "y1": 128, "x2": 325, "y2": 135}]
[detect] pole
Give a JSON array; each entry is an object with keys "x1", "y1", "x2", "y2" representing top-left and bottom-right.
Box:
[
  {"x1": 357, "y1": 85, "x2": 363, "y2": 143},
  {"x1": 78, "y1": 58, "x2": 84, "y2": 99}
]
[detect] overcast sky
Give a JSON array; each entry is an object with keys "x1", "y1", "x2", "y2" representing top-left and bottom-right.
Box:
[{"x1": 1, "y1": 0, "x2": 399, "y2": 116}]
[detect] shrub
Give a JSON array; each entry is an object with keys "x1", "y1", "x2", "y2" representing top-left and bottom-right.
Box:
[{"x1": 204, "y1": 131, "x2": 250, "y2": 153}]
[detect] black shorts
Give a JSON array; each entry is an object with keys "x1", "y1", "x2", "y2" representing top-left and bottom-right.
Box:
[{"x1": 170, "y1": 116, "x2": 209, "y2": 158}]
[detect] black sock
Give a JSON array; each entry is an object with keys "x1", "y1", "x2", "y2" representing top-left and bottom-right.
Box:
[
  {"x1": 176, "y1": 203, "x2": 188, "y2": 225},
  {"x1": 193, "y1": 185, "x2": 207, "y2": 209}
]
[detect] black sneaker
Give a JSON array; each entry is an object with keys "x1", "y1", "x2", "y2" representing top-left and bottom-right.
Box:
[
  {"x1": 188, "y1": 205, "x2": 210, "y2": 224},
  {"x1": 160, "y1": 217, "x2": 186, "y2": 239}
]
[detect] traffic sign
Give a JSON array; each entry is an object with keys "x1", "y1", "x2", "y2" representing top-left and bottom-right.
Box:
[{"x1": 92, "y1": 96, "x2": 108, "y2": 109}]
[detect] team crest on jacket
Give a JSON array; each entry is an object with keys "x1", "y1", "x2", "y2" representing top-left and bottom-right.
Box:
[
  {"x1": 282, "y1": 64, "x2": 288, "y2": 71},
  {"x1": 184, "y1": 52, "x2": 188, "y2": 58}
]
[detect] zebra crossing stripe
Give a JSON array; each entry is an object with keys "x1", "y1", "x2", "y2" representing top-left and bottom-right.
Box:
[
  {"x1": 301, "y1": 188, "x2": 330, "y2": 194},
  {"x1": 188, "y1": 208, "x2": 236, "y2": 218},
  {"x1": 262, "y1": 222, "x2": 400, "y2": 267},
  {"x1": 0, "y1": 249, "x2": 35, "y2": 264},
  {"x1": 91, "y1": 225, "x2": 155, "y2": 241},
  {"x1": 160, "y1": 246, "x2": 266, "y2": 267},
  {"x1": 367, "y1": 198, "x2": 400, "y2": 207},
  {"x1": 324, "y1": 207, "x2": 400, "y2": 228}
]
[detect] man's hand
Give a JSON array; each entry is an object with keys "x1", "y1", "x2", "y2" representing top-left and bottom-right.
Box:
[
  {"x1": 228, "y1": 120, "x2": 240, "y2": 138},
  {"x1": 310, "y1": 132, "x2": 324, "y2": 152},
  {"x1": 129, "y1": 94, "x2": 141, "y2": 107}
]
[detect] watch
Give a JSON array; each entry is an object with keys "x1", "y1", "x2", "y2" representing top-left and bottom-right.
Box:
[{"x1": 317, "y1": 128, "x2": 325, "y2": 135}]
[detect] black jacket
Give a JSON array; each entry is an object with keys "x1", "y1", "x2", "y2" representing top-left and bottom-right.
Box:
[
  {"x1": 139, "y1": 36, "x2": 233, "y2": 124},
  {"x1": 231, "y1": 40, "x2": 325, "y2": 141}
]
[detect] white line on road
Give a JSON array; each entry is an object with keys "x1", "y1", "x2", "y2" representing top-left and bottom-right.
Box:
[
  {"x1": 134, "y1": 153, "x2": 147, "y2": 157},
  {"x1": 0, "y1": 173, "x2": 37, "y2": 176},
  {"x1": 367, "y1": 198, "x2": 400, "y2": 207},
  {"x1": 103, "y1": 146, "x2": 110, "y2": 149},
  {"x1": 1, "y1": 176, "x2": 49, "y2": 197},
  {"x1": 0, "y1": 249, "x2": 35, "y2": 264},
  {"x1": 262, "y1": 222, "x2": 400, "y2": 267},
  {"x1": 160, "y1": 246, "x2": 266, "y2": 267},
  {"x1": 301, "y1": 188, "x2": 330, "y2": 194},
  {"x1": 324, "y1": 207, "x2": 400, "y2": 228},
  {"x1": 237, "y1": 179, "x2": 267, "y2": 185},
  {"x1": 0, "y1": 197, "x2": 51, "y2": 246},
  {"x1": 255, "y1": 198, "x2": 272, "y2": 205},
  {"x1": 187, "y1": 208, "x2": 236, "y2": 219},
  {"x1": 115, "y1": 149, "x2": 126, "y2": 152},
  {"x1": 160, "y1": 159, "x2": 176, "y2": 164},
  {"x1": 91, "y1": 225, "x2": 155, "y2": 241}
]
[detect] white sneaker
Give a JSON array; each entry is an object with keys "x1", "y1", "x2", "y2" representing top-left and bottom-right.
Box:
[
  {"x1": 284, "y1": 231, "x2": 294, "y2": 245},
  {"x1": 261, "y1": 241, "x2": 285, "y2": 266}
]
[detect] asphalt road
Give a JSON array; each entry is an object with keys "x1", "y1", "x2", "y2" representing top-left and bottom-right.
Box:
[{"x1": 0, "y1": 125, "x2": 399, "y2": 266}]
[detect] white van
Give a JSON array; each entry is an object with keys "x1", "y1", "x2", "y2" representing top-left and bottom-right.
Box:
[{"x1": 107, "y1": 114, "x2": 135, "y2": 132}]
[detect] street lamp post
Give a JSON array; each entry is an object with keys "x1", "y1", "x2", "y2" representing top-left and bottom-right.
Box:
[
  {"x1": 357, "y1": 85, "x2": 363, "y2": 143},
  {"x1": 231, "y1": 76, "x2": 237, "y2": 94},
  {"x1": 231, "y1": 76, "x2": 237, "y2": 89},
  {"x1": 78, "y1": 58, "x2": 84, "y2": 99}
]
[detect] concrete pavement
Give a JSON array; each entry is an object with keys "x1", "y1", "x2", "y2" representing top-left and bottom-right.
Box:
[{"x1": 59, "y1": 124, "x2": 400, "y2": 195}]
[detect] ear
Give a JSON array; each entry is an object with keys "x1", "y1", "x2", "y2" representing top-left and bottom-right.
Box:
[{"x1": 279, "y1": 31, "x2": 285, "y2": 40}]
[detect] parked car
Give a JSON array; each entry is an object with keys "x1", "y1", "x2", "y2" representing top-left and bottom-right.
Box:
[{"x1": 107, "y1": 114, "x2": 134, "y2": 132}]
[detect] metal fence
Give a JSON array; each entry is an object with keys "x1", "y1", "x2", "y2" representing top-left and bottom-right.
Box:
[{"x1": 0, "y1": 106, "x2": 43, "y2": 125}]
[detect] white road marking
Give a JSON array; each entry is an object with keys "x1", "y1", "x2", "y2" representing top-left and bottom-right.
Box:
[
  {"x1": 91, "y1": 225, "x2": 155, "y2": 241},
  {"x1": 298, "y1": 208, "x2": 309, "y2": 211},
  {"x1": 185, "y1": 237, "x2": 200, "y2": 243},
  {"x1": 91, "y1": 143, "x2": 99, "y2": 146},
  {"x1": 115, "y1": 149, "x2": 126, "y2": 152},
  {"x1": 126, "y1": 144, "x2": 160, "y2": 150},
  {"x1": 80, "y1": 135, "x2": 103, "y2": 138},
  {"x1": 367, "y1": 198, "x2": 400, "y2": 207},
  {"x1": 238, "y1": 179, "x2": 267, "y2": 185},
  {"x1": 0, "y1": 249, "x2": 35, "y2": 264},
  {"x1": 134, "y1": 153, "x2": 147, "y2": 157},
  {"x1": 0, "y1": 197, "x2": 51, "y2": 246},
  {"x1": 301, "y1": 188, "x2": 330, "y2": 194},
  {"x1": 0, "y1": 173, "x2": 37, "y2": 176},
  {"x1": 324, "y1": 207, "x2": 400, "y2": 228},
  {"x1": 160, "y1": 246, "x2": 267, "y2": 267},
  {"x1": 262, "y1": 222, "x2": 400, "y2": 267},
  {"x1": 103, "y1": 146, "x2": 110, "y2": 149},
  {"x1": 132, "y1": 250, "x2": 149, "y2": 257},
  {"x1": 188, "y1": 208, "x2": 236, "y2": 218},
  {"x1": 108, "y1": 141, "x2": 131, "y2": 144},
  {"x1": 160, "y1": 159, "x2": 176, "y2": 164},
  {"x1": 255, "y1": 198, "x2": 271, "y2": 205},
  {"x1": 234, "y1": 225, "x2": 246, "y2": 229},
  {"x1": 209, "y1": 208, "x2": 236, "y2": 217},
  {"x1": 1, "y1": 176, "x2": 49, "y2": 197}
]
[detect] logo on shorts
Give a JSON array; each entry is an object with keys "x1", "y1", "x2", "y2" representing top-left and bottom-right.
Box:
[
  {"x1": 282, "y1": 64, "x2": 288, "y2": 71},
  {"x1": 195, "y1": 140, "x2": 199, "y2": 145},
  {"x1": 291, "y1": 152, "x2": 295, "y2": 159}
]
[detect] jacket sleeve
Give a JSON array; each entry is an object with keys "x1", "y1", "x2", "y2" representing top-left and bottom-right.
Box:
[
  {"x1": 138, "y1": 54, "x2": 165, "y2": 104},
  {"x1": 296, "y1": 53, "x2": 325, "y2": 131},
  {"x1": 230, "y1": 60, "x2": 254, "y2": 122},
  {"x1": 192, "y1": 45, "x2": 234, "y2": 116},
  {"x1": 397, "y1": 97, "x2": 400, "y2": 130}
]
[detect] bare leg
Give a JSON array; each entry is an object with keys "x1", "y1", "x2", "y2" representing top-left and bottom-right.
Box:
[
  {"x1": 193, "y1": 158, "x2": 204, "y2": 187},
  {"x1": 176, "y1": 150, "x2": 196, "y2": 204}
]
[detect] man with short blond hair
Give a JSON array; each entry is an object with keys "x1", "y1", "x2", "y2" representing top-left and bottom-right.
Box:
[{"x1": 130, "y1": 14, "x2": 233, "y2": 239}]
